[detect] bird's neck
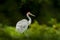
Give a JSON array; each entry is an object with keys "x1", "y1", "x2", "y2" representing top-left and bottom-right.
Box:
[{"x1": 27, "y1": 15, "x2": 31, "y2": 25}]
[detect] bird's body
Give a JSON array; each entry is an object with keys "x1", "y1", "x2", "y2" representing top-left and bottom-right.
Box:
[
  {"x1": 16, "y1": 19, "x2": 29, "y2": 33},
  {"x1": 16, "y1": 12, "x2": 35, "y2": 33}
]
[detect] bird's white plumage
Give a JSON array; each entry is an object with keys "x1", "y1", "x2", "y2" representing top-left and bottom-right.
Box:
[
  {"x1": 16, "y1": 19, "x2": 29, "y2": 33},
  {"x1": 16, "y1": 12, "x2": 35, "y2": 33}
]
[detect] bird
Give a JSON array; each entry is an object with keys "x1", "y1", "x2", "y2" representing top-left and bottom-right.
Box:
[{"x1": 16, "y1": 12, "x2": 35, "y2": 33}]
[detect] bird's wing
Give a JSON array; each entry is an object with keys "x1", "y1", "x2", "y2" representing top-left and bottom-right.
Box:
[
  {"x1": 16, "y1": 19, "x2": 28, "y2": 25},
  {"x1": 16, "y1": 19, "x2": 28, "y2": 33}
]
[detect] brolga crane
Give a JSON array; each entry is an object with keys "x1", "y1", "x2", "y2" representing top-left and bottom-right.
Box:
[{"x1": 16, "y1": 12, "x2": 35, "y2": 33}]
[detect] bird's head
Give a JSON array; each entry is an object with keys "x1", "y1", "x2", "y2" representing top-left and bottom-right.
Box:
[{"x1": 27, "y1": 12, "x2": 35, "y2": 17}]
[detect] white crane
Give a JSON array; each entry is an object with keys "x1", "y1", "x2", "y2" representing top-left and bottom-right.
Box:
[{"x1": 16, "y1": 12, "x2": 35, "y2": 33}]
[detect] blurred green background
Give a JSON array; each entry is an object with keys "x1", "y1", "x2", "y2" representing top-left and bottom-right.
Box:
[{"x1": 0, "y1": 0, "x2": 60, "y2": 40}]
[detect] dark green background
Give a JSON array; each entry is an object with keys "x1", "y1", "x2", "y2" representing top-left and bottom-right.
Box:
[{"x1": 0, "y1": 0, "x2": 60, "y2": 26}]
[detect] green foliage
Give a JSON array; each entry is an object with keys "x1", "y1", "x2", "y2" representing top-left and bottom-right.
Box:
[{"x1": 0, "y1": 21, "x2": 60, "y2": 40}]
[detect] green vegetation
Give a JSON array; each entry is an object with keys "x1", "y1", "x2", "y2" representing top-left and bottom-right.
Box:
[{"x1": 0, "y1": 21, "x2": 60, "y2": 40}]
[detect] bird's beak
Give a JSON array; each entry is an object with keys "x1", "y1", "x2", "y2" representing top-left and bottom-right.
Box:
[{"x1": 30, "y1": 13, "x2": 35, "y2": 17}]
